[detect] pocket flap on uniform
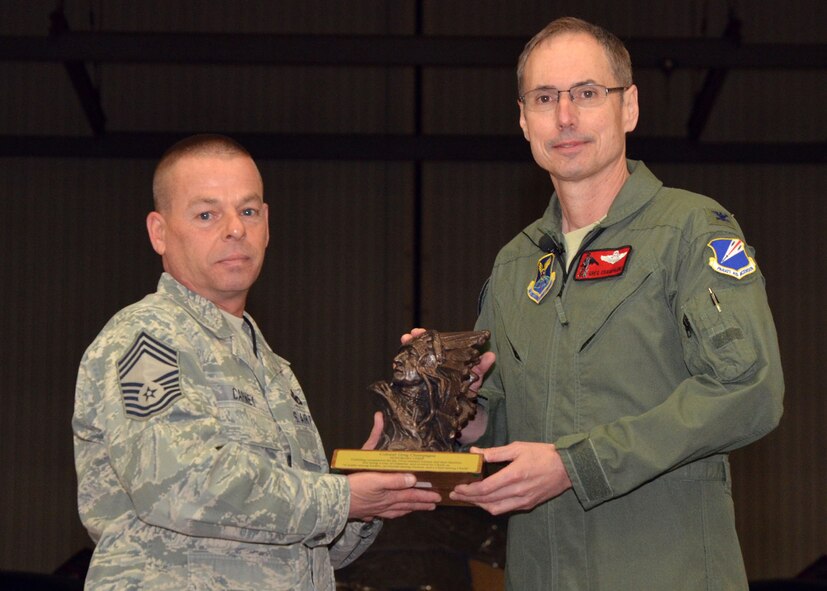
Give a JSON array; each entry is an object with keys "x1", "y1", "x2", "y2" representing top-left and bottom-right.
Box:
[{"x1": 681, "y1": 287, "x2": 759, "y2": 383}]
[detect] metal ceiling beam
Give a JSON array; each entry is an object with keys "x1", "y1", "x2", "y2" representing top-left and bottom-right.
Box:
[
  {"x1": 49, "y1": 9, "x2": 107, "y2": 136},
  {"x1": 0, "y1": 133, "x2": 823, "y2": 164},
  {"x1": 0, "y1": 33, "x2": 825, "y2": 68},
  {"x1": 686, "y1": 11, "x2": 742, "y2": 141}
]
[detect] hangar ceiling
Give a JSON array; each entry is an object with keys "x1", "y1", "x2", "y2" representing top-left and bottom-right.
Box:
[{"x1": 0, "y1": 3, "x2": 824, "y2": 163}]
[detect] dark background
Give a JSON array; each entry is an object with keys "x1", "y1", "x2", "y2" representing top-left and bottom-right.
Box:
[{"x1": 0, "y1": 0, "x2": 824, "y2": 584}]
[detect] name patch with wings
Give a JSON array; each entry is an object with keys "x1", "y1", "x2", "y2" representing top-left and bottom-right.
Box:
[{"x1": 574, "y1": 246, "x2": 632, "y2": 281}]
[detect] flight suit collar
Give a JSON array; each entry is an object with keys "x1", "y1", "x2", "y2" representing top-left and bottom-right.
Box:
[{"x1": 536, "y1": 160, "x2": 663, "y2": 246}]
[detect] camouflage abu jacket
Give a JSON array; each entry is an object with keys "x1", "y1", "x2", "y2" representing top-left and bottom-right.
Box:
[{"x1": 73, "y1": 273, "x2": 379, "y2": 590}]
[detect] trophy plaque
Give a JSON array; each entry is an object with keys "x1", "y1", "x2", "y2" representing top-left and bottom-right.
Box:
[{"x1": 332, "y1": 329, "x2": 490, "y2": 504}]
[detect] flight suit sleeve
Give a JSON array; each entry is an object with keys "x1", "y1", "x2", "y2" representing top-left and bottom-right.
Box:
[
  {"x1": 557, "y1": 222, "x2": 784, "y2": 510},
  {"x1": 78, "y1": 309, "x2": 352, "y2": 547}
]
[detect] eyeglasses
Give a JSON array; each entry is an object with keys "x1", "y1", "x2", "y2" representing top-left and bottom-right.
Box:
[{"x1": 519, "y1": 84, "x2": 628, "y2": 111}]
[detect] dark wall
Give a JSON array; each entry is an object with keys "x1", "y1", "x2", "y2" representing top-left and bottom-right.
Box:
[{"x1": 0, "y1": 0, "x2": 824, "y2": 582}]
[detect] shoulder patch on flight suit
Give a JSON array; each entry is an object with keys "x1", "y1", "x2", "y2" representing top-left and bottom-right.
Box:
[
  {"x1": 117, "y1": 331, "x2": 182, "y2": 420},
  {"x1": 707, "y1": 238, "x2": 756, "y2": 279},
  {"x1": 573, "y1": 246, "x2": 632, "y2": 281}
]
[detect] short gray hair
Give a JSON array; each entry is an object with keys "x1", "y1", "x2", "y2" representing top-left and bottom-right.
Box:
[
  {"x1": 152, "y1": 134, "x2": 254, "y2": 212},
  {"x1": 516, "y1": 17, "x2": 633, "y2": 96}
]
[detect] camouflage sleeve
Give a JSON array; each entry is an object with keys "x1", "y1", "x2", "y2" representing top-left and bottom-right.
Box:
[
  {"x1": 328, "y1": 520, "x2": 383, "y2": 569},
  {"x1": 79, "y1": 306, "x2": 351, "y2": 547},
  {"x1": 74, "y1": 361, "x2": 136, "y2": 543}
]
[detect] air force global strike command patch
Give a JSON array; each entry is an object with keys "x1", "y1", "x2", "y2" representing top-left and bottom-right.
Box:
[
  {"x1": 527, "y1": 252, "x2": 556, "y2": 303},
  {"x1": 118, "y1": 331, "x2": 182, "y2": 420},
  {"x1": 707, "y1": 238, "x2": 757, "y2": 279}
]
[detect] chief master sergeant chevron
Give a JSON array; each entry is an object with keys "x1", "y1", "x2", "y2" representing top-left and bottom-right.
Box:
[{"x1": 72, "y1": 134, "x2": 440, "y2": 590}]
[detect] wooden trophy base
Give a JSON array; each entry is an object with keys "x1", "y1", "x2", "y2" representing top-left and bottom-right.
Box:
[{"x1": 331, "y1": 449, "x2": 483, "y2": 506}]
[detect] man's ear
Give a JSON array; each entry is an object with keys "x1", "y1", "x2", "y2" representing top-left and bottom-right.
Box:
[
  {"x1": 518, "y1": 100, "x2": 530, "y2": 141},
  {"x1": 623, "y1": 84, "x2": 639, "y2": 133},
  {"x1": 263, "y1": 202, "x2": 270, "y2": 248},
  {"x1": 146, "y1": 211, "x2": 167, "y2": 256}
]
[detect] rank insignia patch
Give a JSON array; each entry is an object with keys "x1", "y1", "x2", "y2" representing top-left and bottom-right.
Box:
[
  {"x1": 527, "y1": 252, "x2": 556, "y2": 303},
  {"x1": 574, "y1": 246, "x2": 632, "y2": 281},
  {"x1": 707, "y1": 209, "x2": 735, "y2": 227},
  {"x1": 707, "y1": 238, "x2": 756, "y2": 279},
  {"x1": 118, "y1": 332, "x2": 182, "y2": 420}
]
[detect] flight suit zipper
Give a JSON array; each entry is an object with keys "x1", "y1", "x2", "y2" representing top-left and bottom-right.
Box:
[{"x1": 552, "y1": 227, "x2": 606, "y2": 326}]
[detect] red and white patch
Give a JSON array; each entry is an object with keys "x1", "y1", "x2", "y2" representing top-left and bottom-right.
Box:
[{"x1": 573, "y1": 246, "x2": 632, "y2": 281}]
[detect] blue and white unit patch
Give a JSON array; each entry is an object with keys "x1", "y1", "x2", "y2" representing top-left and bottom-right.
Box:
[
  {"x1": 707, "y1": 238, "x2": 757, "y2": 279},
  {"x1": 118, "y1": 331, "x2": 182, "y2": 420},
  {"x1": 527, "y1": 252, "x2": 556, "y2": 304}
]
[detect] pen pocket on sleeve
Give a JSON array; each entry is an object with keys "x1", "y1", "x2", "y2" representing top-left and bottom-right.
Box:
[{"x1": 680, "y1": 289, "x2": 758, "y2": 383}]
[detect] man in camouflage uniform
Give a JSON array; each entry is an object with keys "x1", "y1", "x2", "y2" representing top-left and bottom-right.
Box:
[{"x1": 73, "y1": 134, "x2": 440, "y2": 590}]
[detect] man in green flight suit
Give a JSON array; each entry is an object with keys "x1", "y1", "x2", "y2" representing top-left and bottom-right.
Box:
[
  {"x1": 449, "y1": 17, "x2": 784, "y2": 590},
  {"x1": 73, "y1": 134, "x2": 441, "y2": 590}
]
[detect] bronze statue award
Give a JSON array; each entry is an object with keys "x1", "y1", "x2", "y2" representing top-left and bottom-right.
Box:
[
  {"x1": 332, "y1": 330, "x2": 490, "y2": 503},
  {"x1": 372, "y1": 329, "x2": 490, "y2": 451}
]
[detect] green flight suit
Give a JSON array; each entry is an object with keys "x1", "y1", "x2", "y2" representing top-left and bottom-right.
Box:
[
  {"x1": 475, "y1": 161, "x2": 784, "y2": 590},
  {"x1": 73, "y1": 273, "x2": 379, "y2": 590}
]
